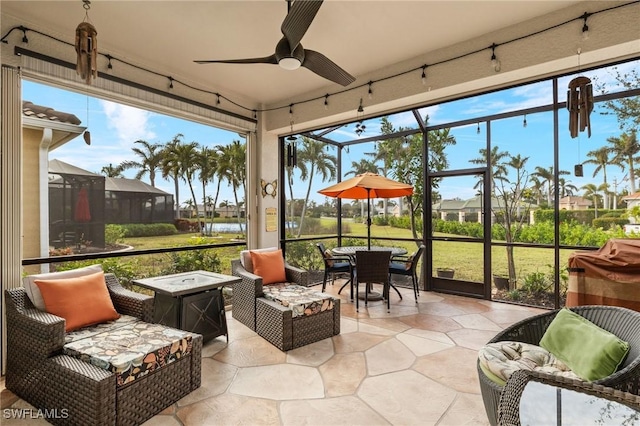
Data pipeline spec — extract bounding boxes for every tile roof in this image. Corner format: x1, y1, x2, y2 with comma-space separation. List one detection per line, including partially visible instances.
22, 101, 81, 125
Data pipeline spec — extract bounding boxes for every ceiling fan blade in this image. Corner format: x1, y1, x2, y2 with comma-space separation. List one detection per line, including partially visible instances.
195, 55, 277, 65
281, 0, 323, 53
302, 49, 355, 86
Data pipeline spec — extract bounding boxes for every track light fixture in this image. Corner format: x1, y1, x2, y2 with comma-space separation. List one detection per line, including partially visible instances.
523, 114, 527, 128
324, 94, 329, 110
490, 43, 501, 72
168, 76, 174, 89
477, 122, 481, 134
581, 12, 591, 40
1, 3, 627, 120
253, 110, 257, 119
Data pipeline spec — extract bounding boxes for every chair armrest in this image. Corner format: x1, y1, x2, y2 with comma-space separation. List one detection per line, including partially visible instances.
329, 256, 353, 263
489, 309, 557, 346
104, 273, 154, 322
285, 263, 308, 286
5, 288, 66, 357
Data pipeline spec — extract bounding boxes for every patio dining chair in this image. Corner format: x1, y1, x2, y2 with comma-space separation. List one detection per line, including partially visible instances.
389, 245, 425, 303
355, 250, 392, 312
316, 242, 353, 296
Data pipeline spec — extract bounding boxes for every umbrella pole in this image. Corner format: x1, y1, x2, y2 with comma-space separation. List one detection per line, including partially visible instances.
367, 188, 371, 250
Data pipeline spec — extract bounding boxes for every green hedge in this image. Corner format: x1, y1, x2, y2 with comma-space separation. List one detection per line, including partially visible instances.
431, 218, 627, 247
119, 223, 177, 237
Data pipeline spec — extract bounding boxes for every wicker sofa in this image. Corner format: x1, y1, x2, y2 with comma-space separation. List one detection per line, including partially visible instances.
5, 273, 202, 426
478, 305, 640, 426
231, 258, 340, 351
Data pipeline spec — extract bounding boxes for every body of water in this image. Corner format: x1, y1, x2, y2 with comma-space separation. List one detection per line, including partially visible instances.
203, 222, 298, 233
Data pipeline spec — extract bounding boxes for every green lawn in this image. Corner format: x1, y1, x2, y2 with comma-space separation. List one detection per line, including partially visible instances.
323, 217, 576, 285
116, 219, 579, 287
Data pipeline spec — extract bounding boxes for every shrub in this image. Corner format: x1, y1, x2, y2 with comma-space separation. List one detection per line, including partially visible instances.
105, 224, 126, 245
121, 223, 178, 237
162, 249, 221, 274
285, 241, 321, 270
520, 271, 552, 294
592, 217, 628, 229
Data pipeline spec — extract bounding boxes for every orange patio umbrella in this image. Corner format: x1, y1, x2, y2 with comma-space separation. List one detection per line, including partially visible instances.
318, 172, 413, 249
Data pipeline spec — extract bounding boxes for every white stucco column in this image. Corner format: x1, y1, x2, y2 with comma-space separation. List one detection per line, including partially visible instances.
440, 211, 447, 221
458, 211, 465, 223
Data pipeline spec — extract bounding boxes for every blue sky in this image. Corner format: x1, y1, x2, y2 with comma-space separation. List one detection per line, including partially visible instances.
23, 59, 636, 209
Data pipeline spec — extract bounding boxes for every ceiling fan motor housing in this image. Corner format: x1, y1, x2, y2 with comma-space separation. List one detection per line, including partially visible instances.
276, 37, 304, 70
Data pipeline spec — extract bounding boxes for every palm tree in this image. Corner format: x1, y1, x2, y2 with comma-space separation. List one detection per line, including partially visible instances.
217, 141, 246, 233
100, 163, 125, 177
526, 176, 545, 205
197, 146, 219, 235
557, 177, 579, 197
470, 146, 509, 192
583, 146, 622, 209
531, 166, 570, 206
182, 199, 196, 218
160, 133, 185, 219
178, 141, 203, 231
296, 136, 337, 237
120, 139, 163, 186
581, 182, 608, 218
608, 131, 640, 194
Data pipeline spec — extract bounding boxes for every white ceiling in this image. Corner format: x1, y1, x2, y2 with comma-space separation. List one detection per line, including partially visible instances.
2, 1, 582, 107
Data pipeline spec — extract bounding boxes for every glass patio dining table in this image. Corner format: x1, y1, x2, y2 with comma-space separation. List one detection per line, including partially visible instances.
331, 246, 408, 301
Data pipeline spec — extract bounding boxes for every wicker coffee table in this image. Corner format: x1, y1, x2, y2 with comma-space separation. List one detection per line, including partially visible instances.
498, 370, 640, 425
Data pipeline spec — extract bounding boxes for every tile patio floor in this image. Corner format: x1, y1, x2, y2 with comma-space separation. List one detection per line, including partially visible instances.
1, 280, 546, 425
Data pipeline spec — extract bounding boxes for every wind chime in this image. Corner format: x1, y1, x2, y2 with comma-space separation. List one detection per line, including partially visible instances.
75, 0, 98, 85
567, 49, 593, 139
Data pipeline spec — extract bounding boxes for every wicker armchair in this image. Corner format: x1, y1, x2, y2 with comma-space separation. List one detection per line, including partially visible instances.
5, 273, 202, 426
231, 259, 340, 351
478, 305, 640, 426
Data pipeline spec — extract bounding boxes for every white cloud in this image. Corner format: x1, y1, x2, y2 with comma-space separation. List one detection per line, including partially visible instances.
101, 100, 156, 145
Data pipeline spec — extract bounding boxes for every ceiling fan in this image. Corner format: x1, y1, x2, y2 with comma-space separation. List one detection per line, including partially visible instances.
195, 0, 355, 86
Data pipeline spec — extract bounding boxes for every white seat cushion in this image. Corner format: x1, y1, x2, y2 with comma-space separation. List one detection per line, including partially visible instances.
478, 341, 581, 386
240, 247, 278, 273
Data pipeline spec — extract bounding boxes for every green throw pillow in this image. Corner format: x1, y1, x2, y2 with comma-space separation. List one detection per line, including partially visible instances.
539, 308, 630, 382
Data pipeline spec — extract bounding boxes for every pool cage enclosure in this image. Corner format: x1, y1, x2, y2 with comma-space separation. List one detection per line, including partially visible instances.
49, 160, 105, 249
279, 57, 640, 308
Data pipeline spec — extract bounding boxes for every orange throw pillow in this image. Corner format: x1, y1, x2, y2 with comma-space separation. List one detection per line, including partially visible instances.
34, 271, 120, 331
250, 249, 287, 285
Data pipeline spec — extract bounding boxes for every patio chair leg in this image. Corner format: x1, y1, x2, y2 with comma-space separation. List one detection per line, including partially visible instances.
389, 283, 403, 300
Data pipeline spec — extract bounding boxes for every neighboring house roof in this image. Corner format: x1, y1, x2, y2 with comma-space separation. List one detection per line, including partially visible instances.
559, 196, 592, 206
432, 199, 466, 211
49, 159, 102, 177
622, 192, 640, 202
49, 159, 170, 195
105, 177, 170, 195
23, 101, 81, 125
24, 102, 85, 151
